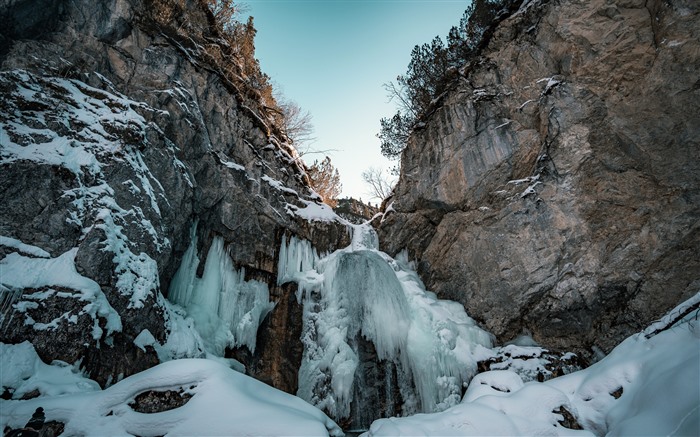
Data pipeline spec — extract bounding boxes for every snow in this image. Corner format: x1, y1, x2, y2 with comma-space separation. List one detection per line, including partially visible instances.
507, 174, 541, 198
0, 357, 343, 437
0, 70, 171, 310
0, 342, 100, 399
94, 207, 161, 309
122, 149, 164, 216
643, 291, 700, 337
279, 224, 494, 421
0, 247, 122, 340
508, 174, 540, 186
287, 198, 343, 222
0, 236, 50, 258
0, 72, 148, 177
2, 68, 696, 436
365, 292, 700, 436
167, 224, 275, 356
519, 181, 540, 198
518, 99, 535, 110
0, 126, 103, 176
544, 78, 562, 93
494, 120, 512, 129
512, 0, 538, 18
480, 343, 571, 382
536, 76, 562, 93
263, 174, 299, 195
133, 329, 159, 352
222, 160, 245, 172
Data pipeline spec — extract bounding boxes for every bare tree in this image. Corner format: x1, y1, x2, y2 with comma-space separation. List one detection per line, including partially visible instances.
383, 80, 418, 118
362, 166, 395, 202
278, 99, 316, 147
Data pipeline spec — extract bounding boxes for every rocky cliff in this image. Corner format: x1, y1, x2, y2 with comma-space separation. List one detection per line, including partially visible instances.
2, 0, 699, 431
334, 197, 380, 224
0, 0, 349, 390
379, 0, 700, 355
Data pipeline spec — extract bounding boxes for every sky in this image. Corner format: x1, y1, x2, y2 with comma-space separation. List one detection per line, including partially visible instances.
246, 0, 472, 202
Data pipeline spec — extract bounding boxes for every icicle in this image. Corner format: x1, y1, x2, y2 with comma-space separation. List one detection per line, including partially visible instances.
0, 285, 23, 327
277, 234, 323, 303
167, 224, 275, 356
168, 220, 200, 308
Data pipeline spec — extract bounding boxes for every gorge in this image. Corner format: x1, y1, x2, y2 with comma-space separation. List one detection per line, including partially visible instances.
1, 0, 698, 435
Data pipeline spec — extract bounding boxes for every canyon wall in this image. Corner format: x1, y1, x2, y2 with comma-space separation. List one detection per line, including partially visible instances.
379, 0, 700, 355
0, 0, 349, 389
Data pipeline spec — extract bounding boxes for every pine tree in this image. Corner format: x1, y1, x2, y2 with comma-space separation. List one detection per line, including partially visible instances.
378, 112, 412, 161
377, 0, 511, 162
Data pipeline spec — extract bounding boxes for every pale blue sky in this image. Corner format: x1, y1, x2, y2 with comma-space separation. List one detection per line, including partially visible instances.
248, 0, 472, 201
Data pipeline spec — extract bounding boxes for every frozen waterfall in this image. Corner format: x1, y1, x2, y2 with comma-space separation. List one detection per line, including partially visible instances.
278, 224, 494, 427
168, 223, 275, 356
165, 220, 494, 429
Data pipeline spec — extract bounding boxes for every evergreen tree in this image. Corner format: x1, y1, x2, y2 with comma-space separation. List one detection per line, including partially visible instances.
378, 112, 412, 161
397, 36, 450, 116
377, 0, 511, 162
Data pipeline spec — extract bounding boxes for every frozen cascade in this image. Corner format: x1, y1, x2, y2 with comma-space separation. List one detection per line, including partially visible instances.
278, 224, 494, 428
167, 223, 275, 356
277, 234, 323, 303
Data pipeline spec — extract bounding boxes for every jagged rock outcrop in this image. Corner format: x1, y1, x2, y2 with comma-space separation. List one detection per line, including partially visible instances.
379, 0, 700, 355
0, 0, 349, 388
334, 197, 380, 224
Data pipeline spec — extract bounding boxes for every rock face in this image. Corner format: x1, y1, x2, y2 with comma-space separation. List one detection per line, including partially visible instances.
334, 197, 380, 224
0, 0, 349, 388
379, 0, 700, 355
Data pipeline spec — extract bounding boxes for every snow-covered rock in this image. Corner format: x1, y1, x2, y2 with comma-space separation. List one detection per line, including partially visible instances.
0, 0, 349, 390
0, 346, 343, 437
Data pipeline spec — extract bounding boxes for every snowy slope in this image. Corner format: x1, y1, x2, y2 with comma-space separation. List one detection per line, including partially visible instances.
365, 293, 700, 436
0, 342, 342, 436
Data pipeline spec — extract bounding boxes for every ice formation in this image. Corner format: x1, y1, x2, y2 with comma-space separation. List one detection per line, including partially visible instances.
278, 224, 494, 422
366, 292, 700, 436
167, 224, 275, 356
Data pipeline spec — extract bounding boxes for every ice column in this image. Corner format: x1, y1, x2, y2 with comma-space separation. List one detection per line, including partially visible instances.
168, 224, 275, 356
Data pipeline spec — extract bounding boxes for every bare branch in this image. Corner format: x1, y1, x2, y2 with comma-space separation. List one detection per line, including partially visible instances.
361, 167, 396, 202
383, 81, 418, 118
295, 146, 341, 157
